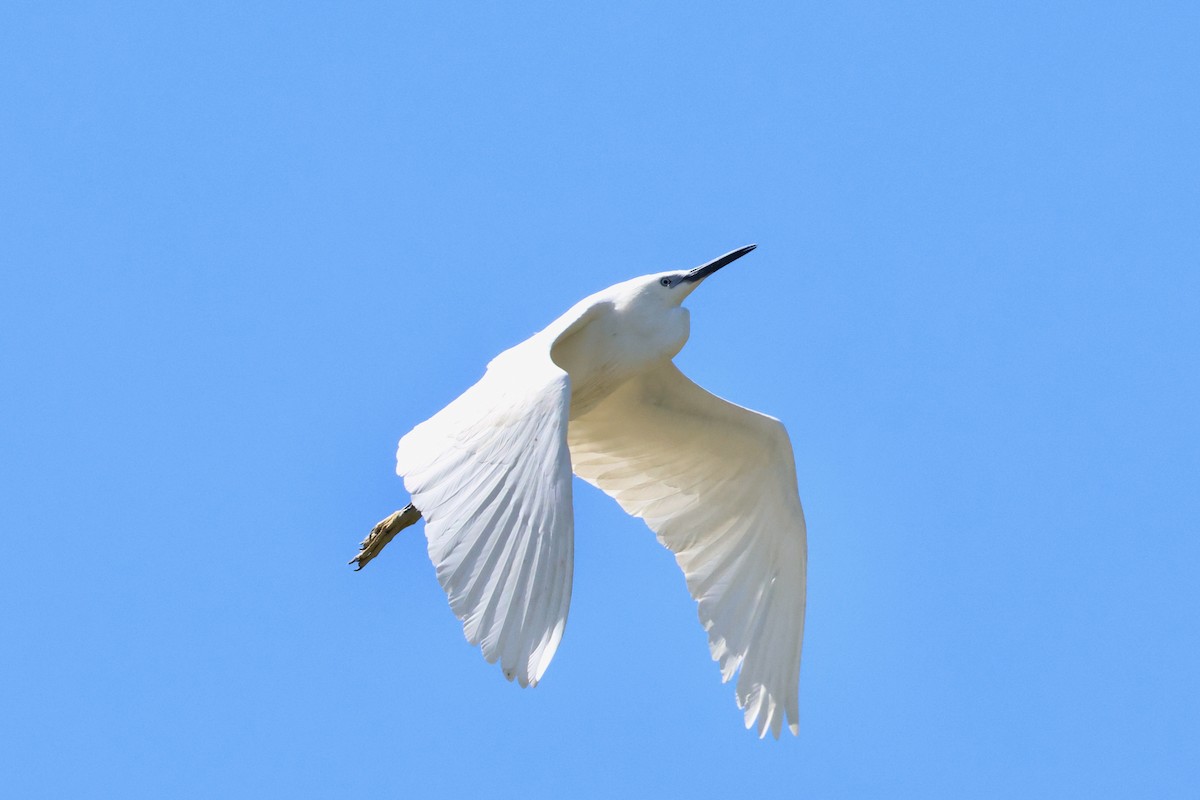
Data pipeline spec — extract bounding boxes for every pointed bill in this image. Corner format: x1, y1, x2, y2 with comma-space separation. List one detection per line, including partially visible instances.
682, 244, 757, 284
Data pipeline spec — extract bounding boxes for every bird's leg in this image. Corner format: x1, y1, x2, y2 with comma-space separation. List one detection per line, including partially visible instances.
349, 503, 422, 571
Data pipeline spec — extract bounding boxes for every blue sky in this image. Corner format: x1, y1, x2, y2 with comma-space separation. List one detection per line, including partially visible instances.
2, 2, 1197, 797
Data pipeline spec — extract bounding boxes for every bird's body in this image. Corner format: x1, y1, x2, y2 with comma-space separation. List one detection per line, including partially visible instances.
550, 277, 691, 416
353, 245, 807, 738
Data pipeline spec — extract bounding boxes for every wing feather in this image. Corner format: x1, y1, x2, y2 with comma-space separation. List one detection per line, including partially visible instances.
569, 362, 807, 737
396, 344, 575, 687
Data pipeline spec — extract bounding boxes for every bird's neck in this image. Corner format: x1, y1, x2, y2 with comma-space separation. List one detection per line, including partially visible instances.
549, 299, 690, 417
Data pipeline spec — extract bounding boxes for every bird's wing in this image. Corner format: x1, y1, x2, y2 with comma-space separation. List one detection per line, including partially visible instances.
568, 362, 807, 738
395, 342, 576, 688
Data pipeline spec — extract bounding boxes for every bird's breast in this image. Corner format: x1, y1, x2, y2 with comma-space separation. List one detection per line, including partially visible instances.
552, 304, 689, 418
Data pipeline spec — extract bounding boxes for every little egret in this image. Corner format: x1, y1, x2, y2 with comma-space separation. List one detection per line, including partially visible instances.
351, 244, 807, 738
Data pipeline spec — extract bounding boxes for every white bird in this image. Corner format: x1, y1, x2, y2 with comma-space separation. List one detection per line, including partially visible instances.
352, 244, 807, 738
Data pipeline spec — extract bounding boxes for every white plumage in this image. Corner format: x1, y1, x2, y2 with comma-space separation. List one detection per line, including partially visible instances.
363, 244, 807, 738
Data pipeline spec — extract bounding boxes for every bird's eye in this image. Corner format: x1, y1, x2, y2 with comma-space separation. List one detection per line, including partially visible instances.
660, 277, 672, 287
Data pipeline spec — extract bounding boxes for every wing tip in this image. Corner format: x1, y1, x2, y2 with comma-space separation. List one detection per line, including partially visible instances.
737, 683, 800, 740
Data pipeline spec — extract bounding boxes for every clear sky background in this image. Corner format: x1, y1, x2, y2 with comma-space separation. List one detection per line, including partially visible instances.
2, 2, 1197, 797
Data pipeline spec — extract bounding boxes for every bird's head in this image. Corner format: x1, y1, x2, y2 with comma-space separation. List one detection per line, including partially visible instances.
640, 244, 758, 307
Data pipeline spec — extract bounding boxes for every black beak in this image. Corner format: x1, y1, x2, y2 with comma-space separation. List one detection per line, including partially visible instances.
682, 244, 757, 283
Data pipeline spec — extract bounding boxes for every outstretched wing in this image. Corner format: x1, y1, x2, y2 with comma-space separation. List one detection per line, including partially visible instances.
396, 344, 574, 687
568, 362, 807, 738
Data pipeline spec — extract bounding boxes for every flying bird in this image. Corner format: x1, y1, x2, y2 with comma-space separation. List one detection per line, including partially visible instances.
351, 244, 807, 738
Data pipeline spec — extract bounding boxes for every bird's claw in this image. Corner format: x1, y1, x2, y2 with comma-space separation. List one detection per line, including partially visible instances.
349, 504, 421, 570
